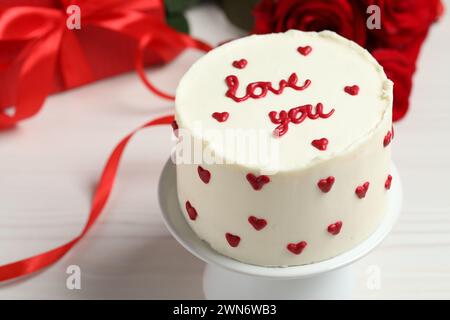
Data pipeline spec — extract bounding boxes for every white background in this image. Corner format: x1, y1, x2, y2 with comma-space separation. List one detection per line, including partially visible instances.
0, 2, 449, 299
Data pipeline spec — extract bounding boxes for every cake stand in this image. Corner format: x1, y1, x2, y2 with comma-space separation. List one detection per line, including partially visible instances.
158, 160, 402, 299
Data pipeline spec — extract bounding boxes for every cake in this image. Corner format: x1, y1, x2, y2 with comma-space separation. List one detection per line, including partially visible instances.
173, 30, 393, 266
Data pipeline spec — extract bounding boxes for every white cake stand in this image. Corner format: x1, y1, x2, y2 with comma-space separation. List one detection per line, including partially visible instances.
158, 160, 402, 299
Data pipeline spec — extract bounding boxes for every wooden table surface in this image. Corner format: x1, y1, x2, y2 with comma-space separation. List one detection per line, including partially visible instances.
1, 3, 449, 299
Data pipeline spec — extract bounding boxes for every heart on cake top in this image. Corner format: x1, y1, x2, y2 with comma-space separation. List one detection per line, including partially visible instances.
344, 85, 360, 95
311, 138, 328, 151
232, 59, 247, 69
212, 112, 229, 122
297, 45, 312, 56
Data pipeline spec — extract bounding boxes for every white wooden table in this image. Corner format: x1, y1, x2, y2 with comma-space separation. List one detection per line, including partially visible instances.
1, 3, 449, 299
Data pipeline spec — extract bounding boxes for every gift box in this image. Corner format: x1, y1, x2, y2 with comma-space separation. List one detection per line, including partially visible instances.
0, 0, 199, 129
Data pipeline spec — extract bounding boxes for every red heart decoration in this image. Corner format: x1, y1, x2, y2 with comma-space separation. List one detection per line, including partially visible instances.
287, 241, 307, 255
318, 176, 335, 193
197, 166, 211, 184
225, 233, 241, 247
311, 138, 328, 151
232, 59, 247, 69
327, 221, 343, 235
385, 174, 392, 190
246, 173, 270, 191
355, 182, 370, 199
248, 216, 267, 231
185, 201, 198, 221
212, 112, 229, 122
297, 45, 312, 56
344, 85, 359, 96
383, 130, 392, 147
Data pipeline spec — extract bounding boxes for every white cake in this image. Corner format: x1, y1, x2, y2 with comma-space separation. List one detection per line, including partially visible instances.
174, 30, 393, 266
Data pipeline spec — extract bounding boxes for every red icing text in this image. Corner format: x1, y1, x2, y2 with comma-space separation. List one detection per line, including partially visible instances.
268, 103, 335, 137
225, 73, 311, 103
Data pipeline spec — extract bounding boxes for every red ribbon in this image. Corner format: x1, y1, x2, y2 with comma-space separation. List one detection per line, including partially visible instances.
135, 33, 212, 101
0, 1, 212, 281
0, 115, 174, 282
0, 0, 212, 127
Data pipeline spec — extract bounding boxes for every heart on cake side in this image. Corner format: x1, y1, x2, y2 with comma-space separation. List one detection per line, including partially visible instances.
248, 216, 267, 231
197, 166, 211, 184
185, 201, 198, 221
355, 182, 370, 199
383, 130, 392, 147
317, 176, 335, 193
385, 174, 392, 190
225, 233, 241, 247
246, 173, 270, 190
286, 241, 307, 255
327, 221, 343, 235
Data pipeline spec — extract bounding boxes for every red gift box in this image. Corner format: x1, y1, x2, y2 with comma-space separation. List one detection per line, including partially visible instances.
0, 0, 207, 129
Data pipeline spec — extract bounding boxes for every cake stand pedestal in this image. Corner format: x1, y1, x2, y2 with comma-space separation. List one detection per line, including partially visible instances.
203, 262, 355, 299
158, 160, 402, 300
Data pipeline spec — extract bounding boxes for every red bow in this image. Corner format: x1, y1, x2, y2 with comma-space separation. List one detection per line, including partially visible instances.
0, 0, 211, 129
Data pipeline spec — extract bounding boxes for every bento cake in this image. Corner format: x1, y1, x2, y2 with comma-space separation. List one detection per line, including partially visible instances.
174, 30, 393, 266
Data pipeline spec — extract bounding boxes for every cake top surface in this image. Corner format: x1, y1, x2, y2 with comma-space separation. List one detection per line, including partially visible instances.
175, 30, 392, 172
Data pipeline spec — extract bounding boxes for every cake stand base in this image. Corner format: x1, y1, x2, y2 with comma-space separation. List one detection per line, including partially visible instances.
203, 263, 354, 300
158, 160, 402, 300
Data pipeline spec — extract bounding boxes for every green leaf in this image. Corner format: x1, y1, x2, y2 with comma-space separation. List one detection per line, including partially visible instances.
219, 0, 260, 31
165, 0, 201, 14
166, 12, 190, 33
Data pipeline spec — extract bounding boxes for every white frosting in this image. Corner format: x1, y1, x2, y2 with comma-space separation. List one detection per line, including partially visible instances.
176, 30, 392, 171
175, 30, 393, 266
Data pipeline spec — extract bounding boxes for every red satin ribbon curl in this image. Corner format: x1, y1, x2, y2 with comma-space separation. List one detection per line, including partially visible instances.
135, 33, 212, 101
0, 115, 174, 282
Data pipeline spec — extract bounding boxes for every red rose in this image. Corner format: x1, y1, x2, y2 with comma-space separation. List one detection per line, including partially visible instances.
372, 48, 415, 121
364, 0, 444, 50
252, 0, 367, 46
